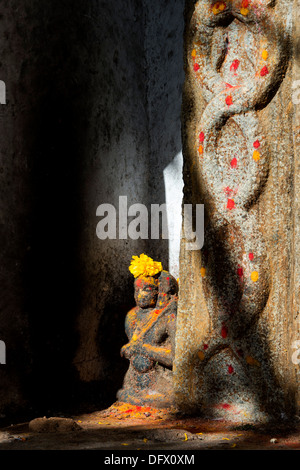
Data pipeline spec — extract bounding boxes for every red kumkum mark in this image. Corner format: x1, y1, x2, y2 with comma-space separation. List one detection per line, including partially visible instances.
221, 403, 231, 410
199, 132, 205, 143
203, 344, 208, 350
249, 252, 254, 261
260, 66, 269, 77
241, 0, 249, 7
230, 59, 240, 72
227, 198, 235, 210
230, 157, 237, 168
228, 365, 234, 374
194, 63, 200, 72
253, 140, 260, 149
225, 95, 233, 106
224, 186, 233, 196
221, 325, 228, 338
237, 266, 243, 278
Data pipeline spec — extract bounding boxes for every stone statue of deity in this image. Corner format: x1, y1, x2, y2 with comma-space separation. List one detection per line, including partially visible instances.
117, 254, 178, 408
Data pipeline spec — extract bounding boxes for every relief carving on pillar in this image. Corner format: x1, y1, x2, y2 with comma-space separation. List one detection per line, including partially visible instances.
180, 0, 292, 418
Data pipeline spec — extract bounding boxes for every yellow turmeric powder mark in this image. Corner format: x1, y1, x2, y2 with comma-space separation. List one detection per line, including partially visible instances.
250, 271, 259, 282
144, 344, 170, 354
198, 351, 205, 361
191, 49, 197, 58
212, 2, 226, 15
246, 356, 260, 367
262, 50, 268, 61
253, 150, 260, 162
240, 7, 249, 15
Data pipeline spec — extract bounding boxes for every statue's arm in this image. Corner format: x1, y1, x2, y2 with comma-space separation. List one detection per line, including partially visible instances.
141, 343, 173, 368
120, 307, 138, 358
124, 307, 138, 340
141, 300, 177, 368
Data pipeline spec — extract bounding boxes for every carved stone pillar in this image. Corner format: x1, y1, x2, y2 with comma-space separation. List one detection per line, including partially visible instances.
175, 0, 299, 422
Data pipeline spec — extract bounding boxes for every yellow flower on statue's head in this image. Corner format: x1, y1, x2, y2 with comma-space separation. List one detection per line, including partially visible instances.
129, 253, 163, 278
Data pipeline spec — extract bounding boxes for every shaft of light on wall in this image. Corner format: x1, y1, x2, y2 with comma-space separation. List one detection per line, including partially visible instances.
163, 151, 184, 279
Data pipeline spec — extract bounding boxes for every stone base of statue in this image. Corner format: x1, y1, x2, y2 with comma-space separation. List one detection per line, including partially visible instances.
117, 363, 175, 409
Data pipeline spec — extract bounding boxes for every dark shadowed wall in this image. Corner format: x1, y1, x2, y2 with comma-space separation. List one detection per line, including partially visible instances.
0, 0, 184, 419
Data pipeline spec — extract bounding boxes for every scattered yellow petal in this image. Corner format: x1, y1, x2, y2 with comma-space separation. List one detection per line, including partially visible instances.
184, 433, 188, 441
240, 7, 249, 15
222, 438, 230, 440
253, 150, 260, 161
132, 334, 138, 341
77, 420, 82, 423
122, 443, 129, 446
196, 432, 203, 435
231, 443, 237, 448
262, 50, 268, 60
200, 267, 206, 278
251, 271, 259, 282
198, 351, 205, 361
191, 49, 196, 58
143, 438, 148, 443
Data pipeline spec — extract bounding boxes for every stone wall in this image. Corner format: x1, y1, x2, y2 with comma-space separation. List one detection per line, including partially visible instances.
0, 0, 185, 418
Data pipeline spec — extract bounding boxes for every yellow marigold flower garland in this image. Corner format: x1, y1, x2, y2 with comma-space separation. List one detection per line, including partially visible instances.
129, 254, 163, 278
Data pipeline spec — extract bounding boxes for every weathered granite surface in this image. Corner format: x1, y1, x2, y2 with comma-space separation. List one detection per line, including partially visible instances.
175, 0, 299, 422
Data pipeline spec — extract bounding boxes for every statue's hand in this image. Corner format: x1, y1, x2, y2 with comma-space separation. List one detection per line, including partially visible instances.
120, 343, 133, 359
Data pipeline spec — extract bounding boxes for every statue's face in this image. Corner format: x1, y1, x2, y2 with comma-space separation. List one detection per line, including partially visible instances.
134, 277, 158, 308
156, 273, 178, 307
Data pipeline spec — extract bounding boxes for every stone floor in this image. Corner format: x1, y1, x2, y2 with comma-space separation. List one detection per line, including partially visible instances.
0, 402, 299, 451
